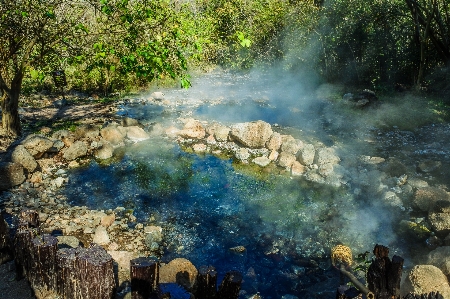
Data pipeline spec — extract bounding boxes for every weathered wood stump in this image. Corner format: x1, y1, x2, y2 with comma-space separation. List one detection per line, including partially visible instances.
196, 265, 217, 299
29, 234, 58, 298
130, 256, 159, 299
0, 211, 13, 264
57, 247, 80, 299
14, 210, 41, 279
217, 271, 242, 299
76, 244, 116, 299
367, 244, 404, 299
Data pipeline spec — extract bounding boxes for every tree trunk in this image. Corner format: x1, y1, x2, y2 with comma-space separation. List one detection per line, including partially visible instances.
1, 72, 23, 136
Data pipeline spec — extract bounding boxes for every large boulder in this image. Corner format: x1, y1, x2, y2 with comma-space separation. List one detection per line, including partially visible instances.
266, 132, 282, 151
159, 258, 198, 291
230, 120, 273, 148
413, 187, 449, 212
315, 147, 340, 166
277, 152, 296, 168
426, 246, 450, 276
63, 140, 88, 161
179, 119, 206, 139
401, 265, 450, 298
0, 162, 26, 190
297, 143, 315, 165
207, 123, 230, 142
95, 142, 114, 160
11, 145, 38, 172
126, 126, 150, 142
429, 200, 450, 234
100, 124, 126, 145
281, 135, 302, 155
21, 134, 54, 158
74, 124, 100, 140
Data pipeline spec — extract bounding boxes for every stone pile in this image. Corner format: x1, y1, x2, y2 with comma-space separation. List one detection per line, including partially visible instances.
0, 121, 151, 191
169, 118, 344, 187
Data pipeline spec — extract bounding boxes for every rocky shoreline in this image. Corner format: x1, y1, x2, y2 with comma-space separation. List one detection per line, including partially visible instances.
1, 91, 450, 298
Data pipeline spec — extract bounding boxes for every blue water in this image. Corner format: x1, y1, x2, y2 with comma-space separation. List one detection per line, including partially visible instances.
62, 138, 347, 298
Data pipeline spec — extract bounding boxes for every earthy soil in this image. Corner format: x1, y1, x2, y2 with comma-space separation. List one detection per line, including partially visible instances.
0, 96, 118, 161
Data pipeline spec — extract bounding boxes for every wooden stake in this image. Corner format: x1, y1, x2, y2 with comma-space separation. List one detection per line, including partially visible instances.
217, 271, 242, 299
130, 256, 159, 299
29, 234, 58, 297
196, 265, 217, 299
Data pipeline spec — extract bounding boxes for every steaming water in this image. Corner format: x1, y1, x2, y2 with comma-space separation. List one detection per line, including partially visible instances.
60, 70, 442, 298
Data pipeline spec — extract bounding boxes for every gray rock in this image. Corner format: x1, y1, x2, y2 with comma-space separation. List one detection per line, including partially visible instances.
11, 145, 37, 172
126, 126, 150, 142
63, 140, 88, 161
178, 119, 206, 139
401, 265, 450, 298
150, 91, 165, 101
235, 148, 250, 161
121, 117, 140, 127
92, 225, 110, 245
51, 140, 65, 152
277, 152, 296, 168
315, 147, 340, 166
95, 142, 114, 160
0, 162, 26, 191
418, 160, 442, 173
266, 132, 282, 151
100, 124, 126, 145
426, 246, 450, 276
230, 120, 273, 148
57, 236, 81, 248
144, 226, 163, 249
21, 134, 54, 158
414, 187, 450, 212
214, 125, 230, 142
74, 124, 100, 140
281, 135, 302, 155
429, 200, 450, 233
253, 156, 271, 167
52, 130, 71, 140
297, 143, 315, 165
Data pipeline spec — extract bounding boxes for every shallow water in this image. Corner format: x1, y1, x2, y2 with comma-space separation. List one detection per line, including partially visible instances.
61, 70, 450, 298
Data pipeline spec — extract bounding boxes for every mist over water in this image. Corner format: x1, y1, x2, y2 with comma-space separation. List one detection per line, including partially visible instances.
61, 68, 447, 297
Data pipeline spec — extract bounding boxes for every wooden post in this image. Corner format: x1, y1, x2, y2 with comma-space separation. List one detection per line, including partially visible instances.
0, 211, 13, 264
196, 265, 217, 299
217, 271, 242, 299
130, 256, 159, 299
14, 210, 41, 279
29, 234, 58, 297
56, 247, 80, 299
367, 244, 404, 299
76, 244, 116, 299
